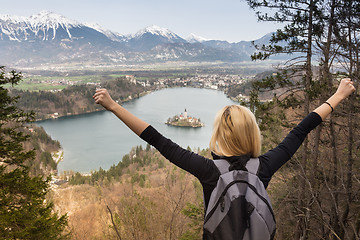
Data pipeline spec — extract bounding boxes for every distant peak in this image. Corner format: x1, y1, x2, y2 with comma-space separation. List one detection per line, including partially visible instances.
134, 25, 179, 39
28, 11, 81, 27
187, 33, 210, 43
31, 11, 63, 19
0, 13, 26, 22
144, 25, 169, 32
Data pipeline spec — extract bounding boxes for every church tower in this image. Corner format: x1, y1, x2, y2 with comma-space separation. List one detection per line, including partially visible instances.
184, 108, 188, 118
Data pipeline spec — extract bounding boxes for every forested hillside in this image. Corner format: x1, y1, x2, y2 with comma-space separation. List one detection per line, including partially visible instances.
10, 77, 147, 120
0, 67, 68, 239
23, 124, 62, 176
53, 146, 206, 240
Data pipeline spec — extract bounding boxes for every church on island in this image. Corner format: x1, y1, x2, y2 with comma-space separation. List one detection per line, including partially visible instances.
166, 109, 204, 128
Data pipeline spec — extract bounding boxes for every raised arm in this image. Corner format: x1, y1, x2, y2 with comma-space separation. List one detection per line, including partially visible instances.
259, 78, 356, 187
313, 78, 355, 120
93, 89, 149, 136
93, 89, 219, 187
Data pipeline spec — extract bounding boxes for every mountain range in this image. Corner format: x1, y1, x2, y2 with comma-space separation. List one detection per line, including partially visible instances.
0, 11, 276, 67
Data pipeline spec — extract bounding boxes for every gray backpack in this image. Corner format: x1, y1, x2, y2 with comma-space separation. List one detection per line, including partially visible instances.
203, 157, 276, 240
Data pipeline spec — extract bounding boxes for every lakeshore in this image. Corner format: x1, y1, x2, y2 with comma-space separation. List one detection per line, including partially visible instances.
37, 88, 238, 173
11, 68, 253, 121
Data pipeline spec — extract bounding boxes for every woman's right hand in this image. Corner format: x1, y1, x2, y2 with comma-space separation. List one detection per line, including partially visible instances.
93, 89, 117, 111
334, 78, 356, 101
313, 78, 356, 120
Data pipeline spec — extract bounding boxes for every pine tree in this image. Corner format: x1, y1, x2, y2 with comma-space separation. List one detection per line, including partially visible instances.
0, 66, 68, 239
244, 0, 360, 239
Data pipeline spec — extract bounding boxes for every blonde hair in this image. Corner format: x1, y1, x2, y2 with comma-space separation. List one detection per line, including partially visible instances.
209, 105, 261, 157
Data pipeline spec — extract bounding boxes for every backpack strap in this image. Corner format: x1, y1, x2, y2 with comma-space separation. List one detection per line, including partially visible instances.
245, 158, 260, 175
213, 157, 260, 175
213, 159, 231, 175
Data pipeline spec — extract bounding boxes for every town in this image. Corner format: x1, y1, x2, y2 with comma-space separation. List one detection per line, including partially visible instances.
23, 72, 253, 100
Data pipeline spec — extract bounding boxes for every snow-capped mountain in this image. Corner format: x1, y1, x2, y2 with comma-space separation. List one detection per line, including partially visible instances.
186, 33, 210, 43
84, 22, 127, 42
0, 11, 128, 66
133, 25, 182, 40
0, 11, 82, 41
126, 25, 186, 51
0, 11, 279, 67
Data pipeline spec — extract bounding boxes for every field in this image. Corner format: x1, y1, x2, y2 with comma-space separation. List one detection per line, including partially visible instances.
5, 61, 274, 91
5, 75, 103, 91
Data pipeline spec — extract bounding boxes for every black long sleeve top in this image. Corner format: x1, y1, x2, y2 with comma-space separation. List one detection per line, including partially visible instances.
140, 112, 322, 209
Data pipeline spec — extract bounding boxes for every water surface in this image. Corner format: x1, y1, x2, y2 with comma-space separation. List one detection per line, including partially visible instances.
37, 88, 238, 173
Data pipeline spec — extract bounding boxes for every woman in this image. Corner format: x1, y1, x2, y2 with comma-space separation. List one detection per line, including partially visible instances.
93, 78, 355, 238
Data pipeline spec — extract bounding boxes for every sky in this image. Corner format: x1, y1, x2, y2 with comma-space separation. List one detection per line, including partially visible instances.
2, 0, 284, 43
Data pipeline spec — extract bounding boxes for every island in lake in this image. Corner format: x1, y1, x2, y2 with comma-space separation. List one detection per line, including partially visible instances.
166, 109, 205, 128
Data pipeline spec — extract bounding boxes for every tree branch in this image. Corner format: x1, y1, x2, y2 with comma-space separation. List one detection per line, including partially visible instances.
107, 205, 122, 240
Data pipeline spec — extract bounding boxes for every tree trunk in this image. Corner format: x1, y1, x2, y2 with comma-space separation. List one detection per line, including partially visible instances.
296, 1, 314, 239
341, 3, 355, 238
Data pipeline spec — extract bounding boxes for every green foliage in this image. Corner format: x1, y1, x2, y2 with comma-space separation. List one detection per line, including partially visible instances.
27, 125, 60, 174
69, 146, 156, 186
157, 158, 165, 169
180, 180, 204, 240
0, 169, 68, 239
30, 125, 60, 148
246, 0, 324, 60
179, 202, 204, 240
131, 172, 146, 187
0, 66, 68, 239
69, 172, 87, 185
40, 152, 57, 170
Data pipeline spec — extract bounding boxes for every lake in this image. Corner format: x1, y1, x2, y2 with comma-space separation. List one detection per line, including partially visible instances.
37, 88, 238, 173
